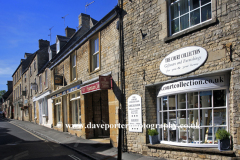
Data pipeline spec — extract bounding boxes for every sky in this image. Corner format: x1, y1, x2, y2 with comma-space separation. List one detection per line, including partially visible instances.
0, 0, 118, 91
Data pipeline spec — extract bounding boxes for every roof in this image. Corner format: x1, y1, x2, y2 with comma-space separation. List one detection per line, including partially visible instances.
49, 6, 119, 70
57, 35, 70, 42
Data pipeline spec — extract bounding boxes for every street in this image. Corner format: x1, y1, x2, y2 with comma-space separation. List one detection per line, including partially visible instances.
0, 117, 91, 160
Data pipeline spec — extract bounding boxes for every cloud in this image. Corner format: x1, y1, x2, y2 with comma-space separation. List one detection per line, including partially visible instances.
0, 60, 17, 76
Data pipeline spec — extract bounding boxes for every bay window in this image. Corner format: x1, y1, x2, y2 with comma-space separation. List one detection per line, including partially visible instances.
158, 89, 227, 147
169, 0, 212, 35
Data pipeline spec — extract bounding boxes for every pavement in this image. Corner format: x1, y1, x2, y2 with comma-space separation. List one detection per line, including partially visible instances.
7, 118, 163, 160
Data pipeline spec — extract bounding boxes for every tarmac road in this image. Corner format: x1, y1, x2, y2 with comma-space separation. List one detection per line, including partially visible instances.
0, 117, 92, 160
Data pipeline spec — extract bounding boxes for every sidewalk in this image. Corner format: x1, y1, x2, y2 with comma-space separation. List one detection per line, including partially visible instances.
9, 119, 164, 160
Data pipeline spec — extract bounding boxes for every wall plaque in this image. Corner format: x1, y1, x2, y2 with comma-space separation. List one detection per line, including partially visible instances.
128, 94, 142, 132
160, 46, 208, 76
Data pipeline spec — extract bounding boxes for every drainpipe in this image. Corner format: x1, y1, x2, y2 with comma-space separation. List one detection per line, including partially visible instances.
117, 0, 125, 159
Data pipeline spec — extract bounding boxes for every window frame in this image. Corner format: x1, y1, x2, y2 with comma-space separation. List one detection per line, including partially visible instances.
57, 40, 60, 53
39, 75, 42, 92
168, 0, 213, 36
70, 92, 81, 125
157, 87, 228, 147
71, 52, 77, 81
55, 98, 62, 124
89, 33, 100, 73
45, 70, 48, 88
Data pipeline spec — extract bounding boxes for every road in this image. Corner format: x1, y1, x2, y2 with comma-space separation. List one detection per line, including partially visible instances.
0, 116, 91, 160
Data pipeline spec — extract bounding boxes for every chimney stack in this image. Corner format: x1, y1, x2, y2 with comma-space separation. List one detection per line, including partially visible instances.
7, 81, 13, 91
65, 27, 76, 38
78, 13, 91, 30
39, 39, 50, 49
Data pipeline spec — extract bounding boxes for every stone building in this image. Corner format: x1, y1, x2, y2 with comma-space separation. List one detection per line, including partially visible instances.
48, 8, 120, 147
120, 0, 240, 159
2, 81, 13, 118
26, 39, 50, 124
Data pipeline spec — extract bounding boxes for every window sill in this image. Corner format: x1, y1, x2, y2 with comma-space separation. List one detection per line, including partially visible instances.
164, 17, 217, 43
89, 67, 100, 75
147, 143, 235, 157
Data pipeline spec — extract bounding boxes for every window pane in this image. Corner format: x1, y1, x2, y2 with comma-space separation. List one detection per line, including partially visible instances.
180, 14, 189, 30
190, 9, 200, 26
75, 100, 78, 124
214, 127, 227, 143
190, 0, 199, 10
163, 96, 168, 110
200, 127, 211, 143
178, 93, 186, 109
200, 109, 212, 126
72, 67, 76, 79
180, 0, 188, 15
78, 100, 81, 124
201, 0, 211, 6
201, 4, 211, 22
163, 112, 168, 140
94, 38, 99, 53
169, 111, 176, 141
200, 91, 212, 108
171, 18, 179, 34
214, 108, 226, 125
169, 95, 176, 110
93, 54, 99, 70
213, 90, 226, 107
171, 2, 179, 19
188, 92, 198, 108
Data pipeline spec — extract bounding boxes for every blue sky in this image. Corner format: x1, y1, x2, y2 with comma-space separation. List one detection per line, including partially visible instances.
0, 0, 118, 91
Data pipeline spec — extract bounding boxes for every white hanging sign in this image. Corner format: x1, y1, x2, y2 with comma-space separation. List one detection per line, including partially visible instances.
160, 46, 208, 76
128, 94, 142, 132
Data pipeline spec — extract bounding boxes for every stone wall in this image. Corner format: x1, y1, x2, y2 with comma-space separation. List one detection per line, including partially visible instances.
122, 0, 240, 158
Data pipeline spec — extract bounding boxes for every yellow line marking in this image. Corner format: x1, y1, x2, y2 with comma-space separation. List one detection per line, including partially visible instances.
10, 123, 46, 141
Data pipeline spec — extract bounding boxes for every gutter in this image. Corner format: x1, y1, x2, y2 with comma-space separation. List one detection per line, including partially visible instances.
49, 10, 118, 70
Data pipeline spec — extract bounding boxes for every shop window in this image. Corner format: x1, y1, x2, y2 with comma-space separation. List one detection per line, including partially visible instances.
168, 0, 212, 35
55, 98, 62, 124
90, 34, 100, 72
158, 89, 227, 147
71, 53, 76, 81
70, 92, 81, 126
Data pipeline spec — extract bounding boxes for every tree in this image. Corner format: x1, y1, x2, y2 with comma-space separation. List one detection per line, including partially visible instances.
0, 90, 6, 99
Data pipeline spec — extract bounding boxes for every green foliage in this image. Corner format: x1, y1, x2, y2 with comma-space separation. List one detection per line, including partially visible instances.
148, 129, 159, 136
215, 129, 231, 140
0, 90, 6, 98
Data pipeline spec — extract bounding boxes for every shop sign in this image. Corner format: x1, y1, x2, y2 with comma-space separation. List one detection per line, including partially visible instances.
31, 83, 38, 90
158, 76, 225, 97
54, 75, 63, 85
160, 46, 208, 76
128, 94, 142, 132
99, 75, 111, 89
51, 85, 81, 99
81, 82, 100, 95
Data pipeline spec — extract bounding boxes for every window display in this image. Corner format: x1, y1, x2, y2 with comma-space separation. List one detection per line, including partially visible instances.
158, 89, 227, 146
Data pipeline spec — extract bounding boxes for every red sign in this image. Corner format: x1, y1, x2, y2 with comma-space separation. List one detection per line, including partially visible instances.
81, 81, 100, 94
99, 75, 111, 89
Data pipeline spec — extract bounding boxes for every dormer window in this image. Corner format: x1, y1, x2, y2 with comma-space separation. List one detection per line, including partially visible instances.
56, 40, 60, 53
48, 47, 52, 61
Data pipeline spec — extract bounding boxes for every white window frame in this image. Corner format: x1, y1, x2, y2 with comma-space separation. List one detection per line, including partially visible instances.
91, 35, 99, 71
168, 0, 212, 36
57, 40, 60, 53
55, 98, 62, 125
48, 47, 52, 61
157, 87, 228, 148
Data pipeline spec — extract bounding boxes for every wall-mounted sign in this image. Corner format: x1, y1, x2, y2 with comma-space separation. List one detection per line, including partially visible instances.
81, 81, 100, 95
54, 75, 63, 85
51, 85, 81, 99
24, 99, 28, 105
128, 94, 142, 132
158, 76, 225, 97
160, 46, 208, 76
99, 75, 111, 89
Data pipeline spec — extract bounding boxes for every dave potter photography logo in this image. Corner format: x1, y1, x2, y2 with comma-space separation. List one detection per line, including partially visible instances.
65, 123, 200, 130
